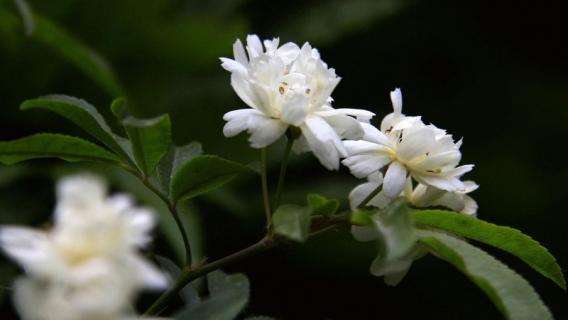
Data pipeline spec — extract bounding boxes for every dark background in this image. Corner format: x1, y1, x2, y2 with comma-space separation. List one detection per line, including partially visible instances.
0, 0, 566, 319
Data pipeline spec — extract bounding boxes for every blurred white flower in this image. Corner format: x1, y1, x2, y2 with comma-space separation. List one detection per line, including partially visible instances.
0, 174, 168, 320
221, 34, 374, 169
342, 88, 473, 198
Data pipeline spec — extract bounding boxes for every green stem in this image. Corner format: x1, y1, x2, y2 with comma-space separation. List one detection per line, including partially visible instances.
135, 172, 192, 266
274, 137, 294, 208
260, 148, 272, 229
143, 236, 275, 316
143, 214, 351, 316
357, 184, 383, 209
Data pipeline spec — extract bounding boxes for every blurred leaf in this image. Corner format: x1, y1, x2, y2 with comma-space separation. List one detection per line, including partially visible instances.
273, 204, 311, 242
307, 193, 339, 216
20, 95, 134, 164
155, 255, 200, 305
176, 270, 249, 320
0, 133, 119, 164
350, 208, 374, 226
371, 200, 416, 261
31, 13, 123, 96
122, 114, 171, 175
245, 317, 276, 320
419, 230, 553, 320
414, 209, 566, 290
171, 155, 252, 203
280, 0, 412, 45
13, 0, 33, 35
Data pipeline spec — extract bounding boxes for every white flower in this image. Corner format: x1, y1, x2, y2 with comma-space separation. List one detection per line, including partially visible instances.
342, 88, 473, 198
221, 34, 374, 170
0, 174, 168, 320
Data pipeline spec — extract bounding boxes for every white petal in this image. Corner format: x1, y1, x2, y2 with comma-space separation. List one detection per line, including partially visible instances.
230, 73, 260, 109
342, 154, 391, 178
446, 164, 474, 177
361, 123, 391, 145
223, 109, 287, 147
383, 162, 408, 198
370, 256, 412, 277
248, 116, 288, 148
461, 195, 478, 215
390, 88, 403, 114
414, 174, 465, 192
335, 108, 375, 122
343, 140, 390, 156
0, 227, 53, 272
233, 38, 248, 65
222, 109, 262, 137
301, 116, 346, 170
219, 58, 247, 74
292, 134, 310, 153
349, 181, 379, 210
413, 150, 461, 171
320, 113, 364, 140
397, 127, 437, 161
246, 34, 263, 58
276, 42, 300, 64
281, 93, 309, 126
463, 181, 479, 193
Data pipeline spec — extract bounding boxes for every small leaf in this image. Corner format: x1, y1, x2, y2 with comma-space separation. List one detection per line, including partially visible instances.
122, 114, 171, 175
32, 14, 123, 96
20, 95, 133, 163
171, 155, 252, 203
273, 204, 311, 242
156, 142, 203, 194
414, 210, 566, 290
350, 208, 374, 226
0, 133, 119, 164
307, 193, 339, 216
372, 200, 417, 261
176, 270, 249, 320
419, 230, 553, 320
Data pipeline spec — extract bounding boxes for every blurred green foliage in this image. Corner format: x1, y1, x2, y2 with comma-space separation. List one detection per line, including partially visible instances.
1, 0, 566, 318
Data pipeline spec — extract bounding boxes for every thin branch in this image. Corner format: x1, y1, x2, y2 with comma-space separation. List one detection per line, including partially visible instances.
260, 148, 272, 229
357, 184, 383, 209
274, 137, 294, 208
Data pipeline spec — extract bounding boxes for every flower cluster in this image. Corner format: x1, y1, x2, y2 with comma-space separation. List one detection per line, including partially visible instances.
221, 36, 478, 283
0, 174, 168, 320
221, 35, 477, 214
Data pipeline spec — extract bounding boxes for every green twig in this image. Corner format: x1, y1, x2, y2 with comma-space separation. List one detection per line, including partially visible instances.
260, 148, 272, 229
143, 235, 275, 316
274, 137, 294, 209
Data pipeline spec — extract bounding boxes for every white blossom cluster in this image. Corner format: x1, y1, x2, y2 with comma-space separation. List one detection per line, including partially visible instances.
221, 35, 478, 215
0, 174, 168, 320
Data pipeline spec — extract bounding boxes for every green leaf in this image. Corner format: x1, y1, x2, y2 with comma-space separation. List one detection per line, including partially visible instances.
350, 208, 374, 226
419, 230, 553, 320
0, 133, 119, 164
31, 14, 123, 96
20, 95, 133, 164
307, 193, 339, 216
176, 271, 249, 320
414, 210, 566, 290
122, 114, 171, 175
273, 204, 311, 242
13, 0, 33, 36
157, 142, 203, 193
371, 200, 417, 261
155, 255, 200, 305
171, 155, 252, 203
